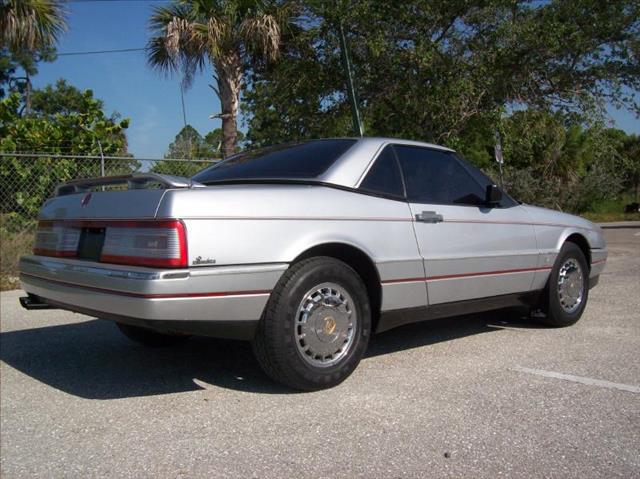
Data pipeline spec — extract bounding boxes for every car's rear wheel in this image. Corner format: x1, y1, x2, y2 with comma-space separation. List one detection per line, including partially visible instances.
252, 257, 371, 391
115, 322, 190, 347
537, 242, 589, 327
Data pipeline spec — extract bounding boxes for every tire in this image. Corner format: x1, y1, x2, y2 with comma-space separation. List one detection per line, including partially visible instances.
537, 242, 590, 327
116, 322, 190, 347
252, 257, 372, 391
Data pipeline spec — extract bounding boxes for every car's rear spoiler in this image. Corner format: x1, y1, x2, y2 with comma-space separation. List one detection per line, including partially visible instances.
55, 173, 205, 196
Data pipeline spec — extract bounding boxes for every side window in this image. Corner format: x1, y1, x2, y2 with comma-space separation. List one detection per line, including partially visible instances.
359, 146, 404, 198
455, 155, 517, 207
394, 145, 486, 205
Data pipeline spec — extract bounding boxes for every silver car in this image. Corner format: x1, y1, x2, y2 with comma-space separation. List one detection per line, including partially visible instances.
19, 138, 607, 390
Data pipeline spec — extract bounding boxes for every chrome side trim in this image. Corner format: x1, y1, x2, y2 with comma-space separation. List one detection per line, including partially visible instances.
189, 263, 289, 277
20, 256, 289, 281
20, 256, 165, 280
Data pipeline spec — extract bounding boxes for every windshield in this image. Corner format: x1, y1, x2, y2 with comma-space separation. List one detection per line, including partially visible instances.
192, 139, 357, 184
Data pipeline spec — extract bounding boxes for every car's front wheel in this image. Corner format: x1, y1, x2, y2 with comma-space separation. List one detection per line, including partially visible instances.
537, 242, 590, 327
252, 257, 371, 391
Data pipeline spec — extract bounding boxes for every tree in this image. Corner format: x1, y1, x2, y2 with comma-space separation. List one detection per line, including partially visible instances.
603, 129, 640, 202
1, 80, 131, 221
166, 124, 205, 159
152, 124, 227, 177
0, 0, 66, 105
0, 0, 66, 51
244, 1, 640, 148
0, 45, 55, 99
203, 127, 245, 152
147, 0, 287, 158
621, 135, 640, 202
459, 110, 625, 213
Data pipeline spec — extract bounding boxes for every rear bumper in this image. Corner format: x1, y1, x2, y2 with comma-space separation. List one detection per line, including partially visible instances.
19, 256, 286, 337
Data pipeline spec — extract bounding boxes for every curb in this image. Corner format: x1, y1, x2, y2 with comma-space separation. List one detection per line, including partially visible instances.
597, 221, 640, 229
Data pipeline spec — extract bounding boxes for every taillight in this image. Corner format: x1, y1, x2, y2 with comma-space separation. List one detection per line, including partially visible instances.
33, 219, 188, 268
33, 221, 80, 257
100, 220, 187, 268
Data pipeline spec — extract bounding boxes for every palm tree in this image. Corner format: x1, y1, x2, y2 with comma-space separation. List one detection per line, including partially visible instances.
148, 0, 285, 157
0, 0, 67, 51
1, 0, 66, 111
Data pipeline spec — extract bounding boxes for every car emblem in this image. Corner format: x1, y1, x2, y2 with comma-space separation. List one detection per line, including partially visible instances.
81, 193, 92, 207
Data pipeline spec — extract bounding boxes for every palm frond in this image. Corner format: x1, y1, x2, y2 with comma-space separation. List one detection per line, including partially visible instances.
165, 16, 196, 55
204, 16, 230, 60
0, 0, 67, 51
147, 2, 207, 88
146, 36, 180, 74
240, 13, 281, 62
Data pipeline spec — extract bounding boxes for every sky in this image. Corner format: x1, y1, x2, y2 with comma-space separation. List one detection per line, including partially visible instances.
33, 0, 222, 159
31, 0, 640, 159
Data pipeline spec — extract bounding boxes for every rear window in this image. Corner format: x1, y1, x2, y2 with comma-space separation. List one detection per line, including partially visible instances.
192, 139, 357, 183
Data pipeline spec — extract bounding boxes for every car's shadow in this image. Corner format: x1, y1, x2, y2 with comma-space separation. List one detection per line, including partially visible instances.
0, 308, 543, 398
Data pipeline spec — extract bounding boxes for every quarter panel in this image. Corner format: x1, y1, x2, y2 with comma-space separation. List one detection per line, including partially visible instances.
169, 185, 428, 311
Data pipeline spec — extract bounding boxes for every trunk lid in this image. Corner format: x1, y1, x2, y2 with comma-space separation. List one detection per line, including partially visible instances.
40, 189, 168, 220
39, 173, 202, 221
31, 174, 199, 268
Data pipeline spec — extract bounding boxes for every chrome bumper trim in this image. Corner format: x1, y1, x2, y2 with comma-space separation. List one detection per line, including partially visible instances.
19, 255, 286, 323
20, 256, 288, 281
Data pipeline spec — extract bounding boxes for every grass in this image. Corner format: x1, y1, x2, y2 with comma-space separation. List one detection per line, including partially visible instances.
1, 275, 20, 291
581, 195, 640, 223
1, 229, 33, 291
581, 211, 640, 223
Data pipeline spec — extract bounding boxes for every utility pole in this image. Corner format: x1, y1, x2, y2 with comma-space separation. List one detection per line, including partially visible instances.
338, 22, 364, 137
97, 139, 105, 177
180, 85, 192, 160
97, 139, 105, 191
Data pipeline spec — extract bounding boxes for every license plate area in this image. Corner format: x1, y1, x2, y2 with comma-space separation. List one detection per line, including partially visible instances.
77, 227, 106, 261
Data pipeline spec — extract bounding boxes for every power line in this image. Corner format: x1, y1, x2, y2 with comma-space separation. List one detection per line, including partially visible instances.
57, 47, 146, 56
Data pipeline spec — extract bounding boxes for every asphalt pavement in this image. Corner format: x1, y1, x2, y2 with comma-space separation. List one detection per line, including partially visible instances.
1, 228, 639, 478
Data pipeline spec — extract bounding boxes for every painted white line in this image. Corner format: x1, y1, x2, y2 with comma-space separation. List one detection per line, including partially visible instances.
634, 232, 640, 236
487, 324, 530, 332
513, 366, 640, 394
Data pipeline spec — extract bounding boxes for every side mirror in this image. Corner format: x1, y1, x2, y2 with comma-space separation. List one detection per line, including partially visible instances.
485, 184, 502, 206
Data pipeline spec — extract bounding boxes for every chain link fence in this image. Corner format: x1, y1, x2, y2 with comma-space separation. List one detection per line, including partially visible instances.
0, 152, 216, 289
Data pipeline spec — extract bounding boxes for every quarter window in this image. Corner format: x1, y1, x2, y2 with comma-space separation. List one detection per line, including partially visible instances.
359, 146, 404, 198
394, 145, 486, 205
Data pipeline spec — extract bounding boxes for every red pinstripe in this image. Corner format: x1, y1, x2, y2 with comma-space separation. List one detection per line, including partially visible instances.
38, 216, 596, 230
381, 266, 553, 285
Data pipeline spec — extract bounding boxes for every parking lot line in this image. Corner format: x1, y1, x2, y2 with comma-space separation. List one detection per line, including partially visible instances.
513, 366, 640, 394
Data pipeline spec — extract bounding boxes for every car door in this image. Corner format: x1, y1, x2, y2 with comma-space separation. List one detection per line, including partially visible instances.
393, 144, 539, 305
357, 145, 429, 312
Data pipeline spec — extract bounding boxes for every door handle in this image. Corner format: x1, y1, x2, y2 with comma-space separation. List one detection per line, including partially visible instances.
415, 211, 443, 223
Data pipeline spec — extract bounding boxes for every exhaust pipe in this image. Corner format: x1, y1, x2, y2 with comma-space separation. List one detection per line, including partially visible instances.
19, 295, 56, 310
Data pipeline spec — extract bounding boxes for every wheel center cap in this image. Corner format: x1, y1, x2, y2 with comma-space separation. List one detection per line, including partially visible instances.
311, 308, 345, 343
323, 316, 337, 335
